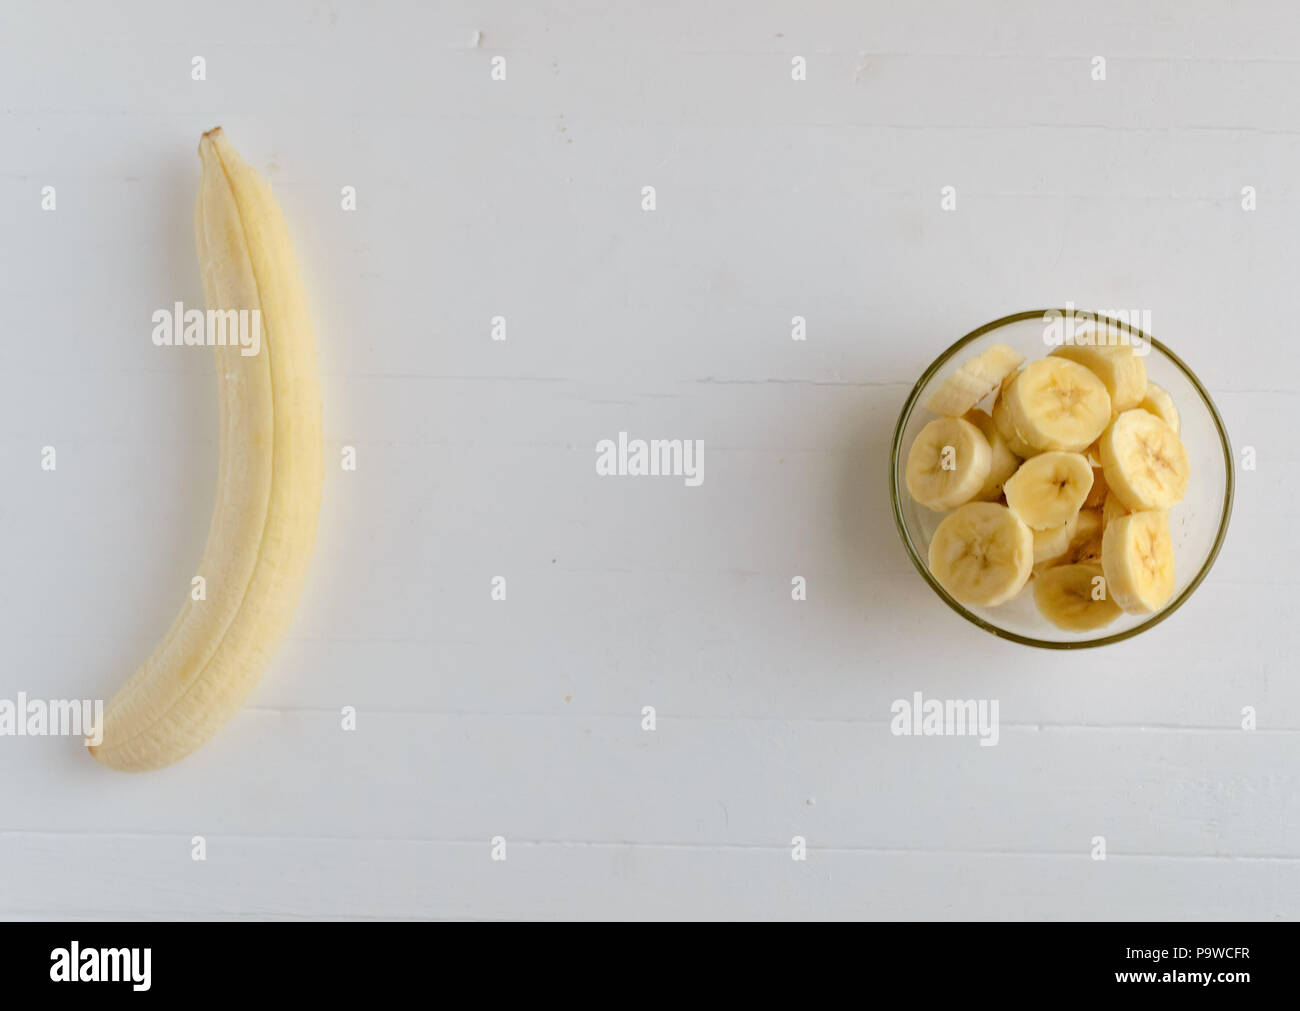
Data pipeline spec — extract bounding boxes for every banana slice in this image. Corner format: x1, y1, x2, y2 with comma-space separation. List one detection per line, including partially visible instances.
1083, 466, 1109, 509
963, 408, 1021, 501
1138, 381, 1180, 433
905, 417, 992, 511
928, 502, 1034, 607
1101, 510, 1175, 613
1050, 342, 1147, 412
992, 371, 1040, 458
1102, 491, 1129, 530
1033, 562, 1122, 631
1099, 408, 1190, 511
1064, 507, 1103, 563
1003, 451, 1093, 530
1032, 510, 1079, 565
1005, 357, 1112, 452
925, 344, 1025, 416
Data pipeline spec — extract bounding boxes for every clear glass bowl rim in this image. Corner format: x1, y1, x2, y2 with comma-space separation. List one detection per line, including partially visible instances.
888, 308, 1236, 649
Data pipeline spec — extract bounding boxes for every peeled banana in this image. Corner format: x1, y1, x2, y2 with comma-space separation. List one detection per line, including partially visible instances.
89, 129, 322, 771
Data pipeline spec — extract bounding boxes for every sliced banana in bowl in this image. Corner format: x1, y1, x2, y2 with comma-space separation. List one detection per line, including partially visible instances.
891, 308, 1234, 647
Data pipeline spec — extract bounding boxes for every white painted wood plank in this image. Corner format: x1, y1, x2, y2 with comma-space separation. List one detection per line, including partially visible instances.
3, 834, 1295, 920
2, 716, 1297, 864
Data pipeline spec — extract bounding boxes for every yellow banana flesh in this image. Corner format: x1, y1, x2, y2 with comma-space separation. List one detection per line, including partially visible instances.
90, 128, 322, 771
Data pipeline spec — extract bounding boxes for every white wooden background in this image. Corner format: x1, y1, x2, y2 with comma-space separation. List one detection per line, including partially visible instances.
2, 0, 1297, 920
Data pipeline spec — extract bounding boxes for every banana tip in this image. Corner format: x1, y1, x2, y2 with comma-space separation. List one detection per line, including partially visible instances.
198, 126, 225, 155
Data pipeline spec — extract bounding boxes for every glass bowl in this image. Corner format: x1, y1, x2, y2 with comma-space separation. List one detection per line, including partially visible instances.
889, 309, 1234, 648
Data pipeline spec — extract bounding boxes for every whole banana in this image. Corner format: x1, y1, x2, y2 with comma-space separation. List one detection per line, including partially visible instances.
90, 128, 322, 771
